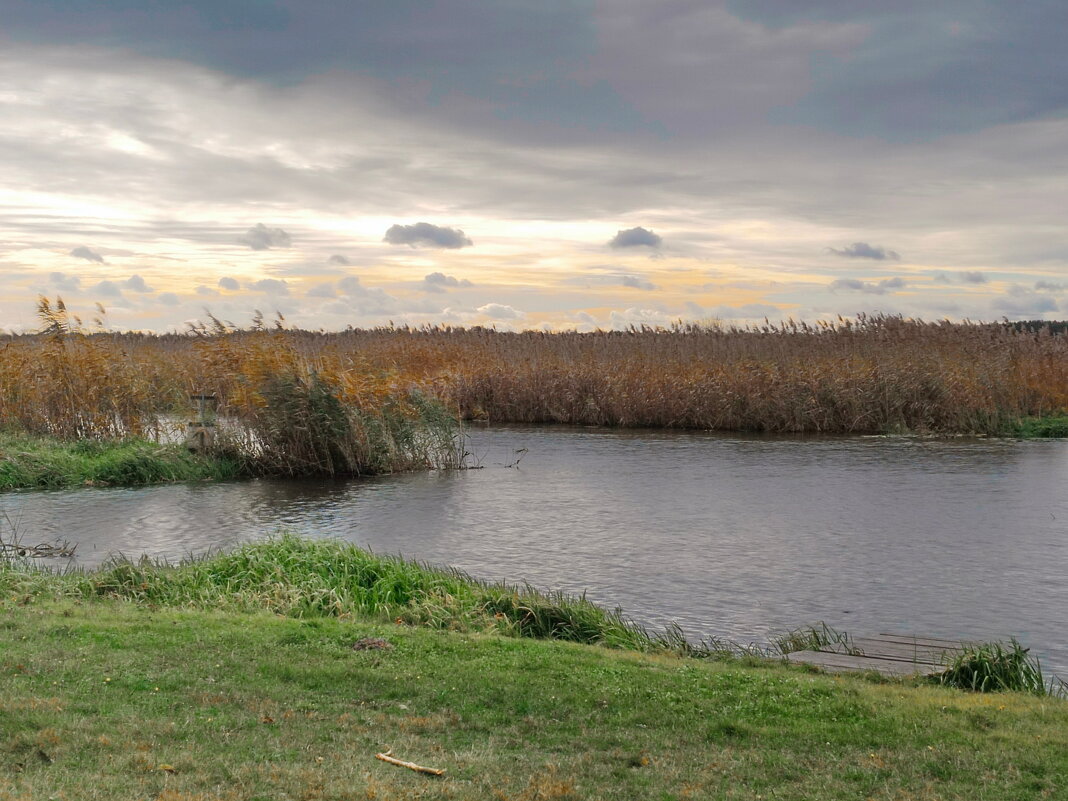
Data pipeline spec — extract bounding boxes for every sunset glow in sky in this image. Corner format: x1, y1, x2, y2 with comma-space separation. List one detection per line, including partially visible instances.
2, 1, 1067, 332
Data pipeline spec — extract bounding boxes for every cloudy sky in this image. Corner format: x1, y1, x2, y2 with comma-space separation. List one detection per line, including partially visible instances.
2, 1, 1067, 332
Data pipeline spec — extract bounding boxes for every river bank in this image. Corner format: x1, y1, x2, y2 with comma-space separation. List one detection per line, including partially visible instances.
3, 412, 1068, 492
2, 541, 1066, 800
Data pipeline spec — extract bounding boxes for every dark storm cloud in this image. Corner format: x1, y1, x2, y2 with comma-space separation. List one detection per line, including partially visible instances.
241, 224, 291, 250
384, 223, 472, 249
829, 242, 900, 261
7, 1, 1068, 146
0, 1, 641, 137
70, 246, 104, 263
731, 1, 1068, 140
608, 227, 662, 249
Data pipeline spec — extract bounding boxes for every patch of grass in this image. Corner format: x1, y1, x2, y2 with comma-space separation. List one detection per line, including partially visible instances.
10, 535, 652, 650
937, 639, 1065, 696
1007, 415, 1068, 438
0, 433, 241, 490
0, 599, 1066, 800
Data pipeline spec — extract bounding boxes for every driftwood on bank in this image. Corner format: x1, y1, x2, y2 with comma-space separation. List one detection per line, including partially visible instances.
0, 539, 77, 558
375, 750, 446, 776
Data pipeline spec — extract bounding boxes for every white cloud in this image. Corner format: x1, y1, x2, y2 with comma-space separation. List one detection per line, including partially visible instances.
477, 303, 522, 320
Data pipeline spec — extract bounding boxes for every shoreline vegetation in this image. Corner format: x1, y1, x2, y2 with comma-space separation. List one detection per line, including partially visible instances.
1, 304, 1067, 488
2, 537, 1066, 799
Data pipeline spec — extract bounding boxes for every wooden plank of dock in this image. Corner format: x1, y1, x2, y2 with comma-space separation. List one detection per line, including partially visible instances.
786, 632, 972, 677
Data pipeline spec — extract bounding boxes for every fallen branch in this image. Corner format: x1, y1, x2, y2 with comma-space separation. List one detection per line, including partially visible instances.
375, 749, 445, 776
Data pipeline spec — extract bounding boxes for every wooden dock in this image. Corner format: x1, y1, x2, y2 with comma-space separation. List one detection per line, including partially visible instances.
786, 633, 970, 677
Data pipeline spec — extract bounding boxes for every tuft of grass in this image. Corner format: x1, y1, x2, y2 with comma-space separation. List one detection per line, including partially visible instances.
0, 433, 241, 490
772, 623, 855, 656
78, 535, 653, 650
937, 639, 1066, 696
1008, 415, 1068, 438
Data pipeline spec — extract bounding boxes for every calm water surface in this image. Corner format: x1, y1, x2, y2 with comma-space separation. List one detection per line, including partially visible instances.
6, 426, 1067, 674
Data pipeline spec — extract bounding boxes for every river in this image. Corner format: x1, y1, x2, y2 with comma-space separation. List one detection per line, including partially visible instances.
5, 425, 1067, 675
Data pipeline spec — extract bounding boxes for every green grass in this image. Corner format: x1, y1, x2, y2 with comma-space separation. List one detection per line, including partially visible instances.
1006, 415, 1068, 438
2, 538, 1067, 798
1, 598, 1066, 800
3, 536, 654, 651
0, 433, 242, 490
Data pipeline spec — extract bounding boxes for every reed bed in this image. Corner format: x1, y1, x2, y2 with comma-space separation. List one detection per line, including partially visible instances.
0, 300, 465, 477
3, 308, 1067, 439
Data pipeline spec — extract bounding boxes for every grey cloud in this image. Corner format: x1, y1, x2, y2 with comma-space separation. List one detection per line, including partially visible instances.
1035, 280, 1067, 292
158, 292, 180, 306
241, 223, 292, 250
619, 274, 656, 290
338, 276, 362, 294
70, 246, 104, 263
609, 226, 662, 249
421, 272, 473, 292
250, 278, 289, 294
49, 271, 81, 291
830, 277, 907, 295
307, 283, 337, 298
728, 3, 1068, 141
384, 222, 473, 249
931, 271, 988, 285
218, 277, 240, 291
195, 285, 219, 296
705, 303, 784, 320
565, 273, 657, 290
993, 294, 1058, 317
328, 254, 351, 265
829, 242, 901, 261
93, 280, 123, 298
123, 274, 153, 292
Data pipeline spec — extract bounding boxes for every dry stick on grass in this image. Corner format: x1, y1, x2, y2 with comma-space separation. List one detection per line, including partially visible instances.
375, 749, 446, 777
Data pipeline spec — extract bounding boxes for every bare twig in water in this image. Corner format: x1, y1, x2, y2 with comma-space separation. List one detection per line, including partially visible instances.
502, 447, 528, 469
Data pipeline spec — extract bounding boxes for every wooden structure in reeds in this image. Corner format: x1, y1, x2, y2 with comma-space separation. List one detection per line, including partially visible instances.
787, 633, 969, 677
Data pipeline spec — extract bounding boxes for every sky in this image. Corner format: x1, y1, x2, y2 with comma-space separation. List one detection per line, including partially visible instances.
2, 0, 1067, 333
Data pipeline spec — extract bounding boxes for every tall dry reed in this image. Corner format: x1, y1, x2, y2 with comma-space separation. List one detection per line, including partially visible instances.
2, 305, 1066, 441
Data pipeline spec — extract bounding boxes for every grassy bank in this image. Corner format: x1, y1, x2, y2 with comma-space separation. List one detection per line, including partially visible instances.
2, 596, 1067, 798
0, 433, 241, 490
